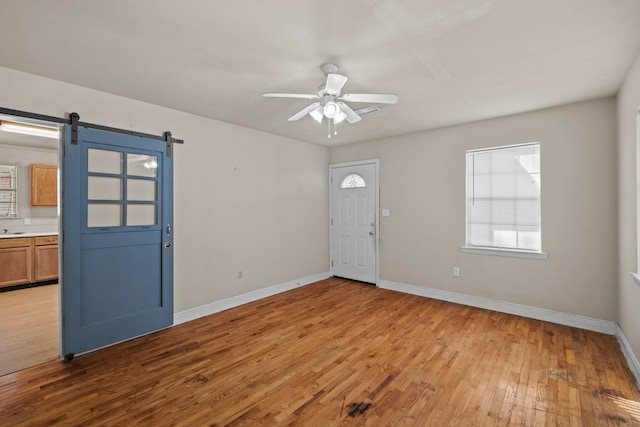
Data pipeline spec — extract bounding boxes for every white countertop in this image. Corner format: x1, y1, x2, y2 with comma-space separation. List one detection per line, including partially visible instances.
0, 231, 58, 239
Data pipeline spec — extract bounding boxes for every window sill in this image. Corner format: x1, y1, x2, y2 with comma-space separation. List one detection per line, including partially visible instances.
460, 246, 548, 260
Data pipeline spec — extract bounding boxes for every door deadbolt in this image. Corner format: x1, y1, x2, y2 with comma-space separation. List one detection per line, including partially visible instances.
165, 242, 171, 248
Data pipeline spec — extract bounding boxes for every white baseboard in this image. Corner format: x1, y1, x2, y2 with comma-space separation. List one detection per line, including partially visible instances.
378, 280, 617, 334
174, 271, 330, 325
615, 324, 640, 389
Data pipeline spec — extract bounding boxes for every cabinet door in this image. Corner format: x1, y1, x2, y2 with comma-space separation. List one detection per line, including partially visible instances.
31, 164, 58, 206
34, 244, 58, 282
0, 246, 33, 287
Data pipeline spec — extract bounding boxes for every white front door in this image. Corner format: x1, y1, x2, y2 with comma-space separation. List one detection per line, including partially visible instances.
330, 160, 378, 284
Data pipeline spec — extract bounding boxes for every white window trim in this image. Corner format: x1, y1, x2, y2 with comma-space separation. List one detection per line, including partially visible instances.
460, 245, 548, 260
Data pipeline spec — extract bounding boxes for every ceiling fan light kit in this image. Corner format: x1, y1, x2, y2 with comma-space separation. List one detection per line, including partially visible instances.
263, 63, 398, 139
323, 99, 339, 118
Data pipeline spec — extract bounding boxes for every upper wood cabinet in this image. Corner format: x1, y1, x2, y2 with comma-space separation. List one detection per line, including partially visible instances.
30, 163, 57, 207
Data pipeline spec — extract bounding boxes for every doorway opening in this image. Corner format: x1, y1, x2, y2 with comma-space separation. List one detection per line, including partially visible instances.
0, 113, 61, 376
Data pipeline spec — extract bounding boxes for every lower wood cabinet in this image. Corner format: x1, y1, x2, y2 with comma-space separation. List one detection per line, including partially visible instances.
0, 235, 58, 288
34, 237, 58, 282
0, 238, 33, 287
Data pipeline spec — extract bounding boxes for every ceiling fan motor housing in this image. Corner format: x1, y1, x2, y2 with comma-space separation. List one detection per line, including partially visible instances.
321, 63, 338, 76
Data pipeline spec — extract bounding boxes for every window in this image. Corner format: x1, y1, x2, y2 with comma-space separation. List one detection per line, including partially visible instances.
463, 143, 546, 258
0, 164, 18, 218
86, 149, 158, 228
340, 173, 366, 189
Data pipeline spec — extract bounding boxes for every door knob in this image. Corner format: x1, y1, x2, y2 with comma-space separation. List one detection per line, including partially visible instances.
369, 231, 375, 236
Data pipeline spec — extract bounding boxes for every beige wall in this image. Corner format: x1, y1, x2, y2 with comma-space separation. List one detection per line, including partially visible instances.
331, 98, 618, 320
618, 53, 640, 359
0, 67, 329, 312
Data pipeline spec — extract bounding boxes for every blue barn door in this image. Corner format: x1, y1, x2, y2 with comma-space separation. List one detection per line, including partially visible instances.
62, 125, 173, 357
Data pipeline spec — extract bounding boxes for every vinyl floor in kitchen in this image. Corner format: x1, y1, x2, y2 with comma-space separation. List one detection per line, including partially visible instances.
0, 284, 59, 376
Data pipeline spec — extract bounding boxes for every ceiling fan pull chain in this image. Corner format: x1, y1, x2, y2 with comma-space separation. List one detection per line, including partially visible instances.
334, 119, 338, 136
328, 119, 331, 138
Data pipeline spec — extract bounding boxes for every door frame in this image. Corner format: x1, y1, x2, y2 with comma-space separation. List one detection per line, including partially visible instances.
329, 159, 380, 286
0, 110, 64, 360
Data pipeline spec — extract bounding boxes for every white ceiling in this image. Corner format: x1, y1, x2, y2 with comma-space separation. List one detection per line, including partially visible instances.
1, 0, 639, 146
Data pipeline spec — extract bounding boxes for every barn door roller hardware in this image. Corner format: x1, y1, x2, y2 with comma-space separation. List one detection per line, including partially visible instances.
68, 112, 184, 157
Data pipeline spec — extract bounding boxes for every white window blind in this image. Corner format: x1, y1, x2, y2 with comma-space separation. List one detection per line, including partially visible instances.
0, 165, 17, 218
466, 143, 541, 252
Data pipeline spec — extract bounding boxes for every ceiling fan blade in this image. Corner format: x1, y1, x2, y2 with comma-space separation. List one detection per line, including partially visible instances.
263, 93, 319, 99
288, 102, 321, 121
341, 93, 398, 104
338, 102, 362, 124
325, 74, 348, 95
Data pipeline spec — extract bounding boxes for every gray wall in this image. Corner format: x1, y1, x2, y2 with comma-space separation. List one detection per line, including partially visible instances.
330, 97, 618, 320
618, 53, 640, 360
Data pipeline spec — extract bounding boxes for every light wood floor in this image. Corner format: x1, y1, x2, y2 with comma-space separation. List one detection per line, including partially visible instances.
1, 278, 639, 426
0, 284, 59, 377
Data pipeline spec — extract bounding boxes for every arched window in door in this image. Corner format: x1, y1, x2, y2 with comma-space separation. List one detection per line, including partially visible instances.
340, 173, 366, 189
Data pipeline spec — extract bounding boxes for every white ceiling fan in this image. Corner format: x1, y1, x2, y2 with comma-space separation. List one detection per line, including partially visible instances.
263, 63, 399, 138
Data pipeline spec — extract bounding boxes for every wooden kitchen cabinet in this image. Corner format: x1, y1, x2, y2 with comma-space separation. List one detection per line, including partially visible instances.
0, 235, 58, 288
30, 163, 57, 207
34, 236, 58, 282
0, 237, 33, 288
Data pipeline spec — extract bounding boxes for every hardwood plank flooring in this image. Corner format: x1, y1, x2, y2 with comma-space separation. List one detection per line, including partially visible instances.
1, 278, 639, 426
0, 284, 59, 376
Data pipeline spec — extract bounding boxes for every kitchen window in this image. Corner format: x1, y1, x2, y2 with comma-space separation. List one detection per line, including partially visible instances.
0, 164, 17, 218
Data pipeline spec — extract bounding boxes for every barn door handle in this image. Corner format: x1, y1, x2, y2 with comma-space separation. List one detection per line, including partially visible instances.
166, 224, 171, 235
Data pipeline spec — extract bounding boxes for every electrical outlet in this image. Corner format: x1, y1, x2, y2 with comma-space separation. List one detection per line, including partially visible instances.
237, 271, 243, 279
453, 266, 460, 277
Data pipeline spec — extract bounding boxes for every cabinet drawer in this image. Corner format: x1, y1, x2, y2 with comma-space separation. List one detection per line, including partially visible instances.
0, 238, 32, 249
35, 236, 58, 246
